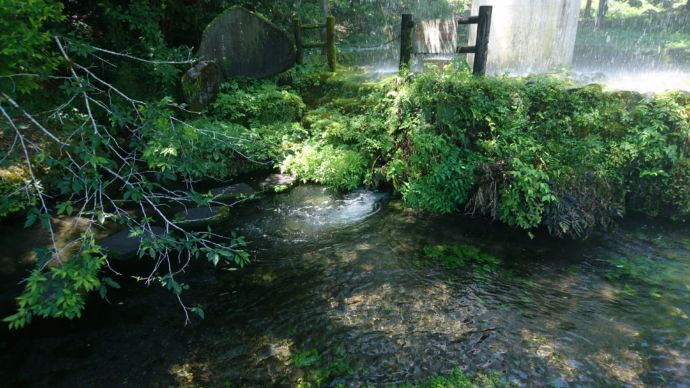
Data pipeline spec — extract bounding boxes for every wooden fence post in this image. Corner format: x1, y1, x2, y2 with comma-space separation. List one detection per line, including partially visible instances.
399, 14, 414, 72
293, 18, 304, 65
473, 6, 492, 76
326, 16, 336, 72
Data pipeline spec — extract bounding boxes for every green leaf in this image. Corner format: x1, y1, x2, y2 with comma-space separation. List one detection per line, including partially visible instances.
102, 277, 121, 289
209, 252, 220, 266
190, 306, 205, 319
98, 286, 107, 299
56, 201, 73, 216
24, 210, 38, 228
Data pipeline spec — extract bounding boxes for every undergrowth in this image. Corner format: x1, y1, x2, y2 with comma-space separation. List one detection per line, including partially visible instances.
273, 67, 689, 238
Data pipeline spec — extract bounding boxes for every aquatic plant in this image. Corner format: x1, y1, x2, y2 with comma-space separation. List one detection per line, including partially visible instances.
421, 244, 503, 280
293, 349, 322, 368
397, 368, 513, 388
293, 346, 353, 388
605, 255, 690, 294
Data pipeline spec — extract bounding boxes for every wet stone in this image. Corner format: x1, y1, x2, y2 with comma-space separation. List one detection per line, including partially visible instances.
199, 7, 295, 79
174, 206, 230, 229
211, 183, 256, 201
100, 227, 166, 260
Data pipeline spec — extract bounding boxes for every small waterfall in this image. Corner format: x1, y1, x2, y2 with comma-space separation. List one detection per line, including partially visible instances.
468, 0, 581, 74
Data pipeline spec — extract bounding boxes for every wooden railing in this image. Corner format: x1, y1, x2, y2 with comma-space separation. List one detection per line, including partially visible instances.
399, 6, 492, 76
293, 16, 337, 72
457, 6, 492, 76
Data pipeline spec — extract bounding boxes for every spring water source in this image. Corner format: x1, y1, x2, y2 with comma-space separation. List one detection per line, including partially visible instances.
2, 185, 689, 386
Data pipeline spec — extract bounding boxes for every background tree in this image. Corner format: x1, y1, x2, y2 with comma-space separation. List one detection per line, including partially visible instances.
596, 0, 609, 27
584, 0, 594, 19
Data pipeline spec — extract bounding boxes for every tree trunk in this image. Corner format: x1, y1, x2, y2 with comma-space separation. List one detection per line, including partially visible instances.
584, 0, 593, 19
596, 0, 608, 28
321, 0, 330, 54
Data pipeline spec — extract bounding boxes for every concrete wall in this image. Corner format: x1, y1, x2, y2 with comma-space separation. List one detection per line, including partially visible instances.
469, 0, 581, 74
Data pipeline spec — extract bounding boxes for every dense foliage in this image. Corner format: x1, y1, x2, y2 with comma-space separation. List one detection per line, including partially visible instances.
389, 70, 690, 237
264, 67, 690, 239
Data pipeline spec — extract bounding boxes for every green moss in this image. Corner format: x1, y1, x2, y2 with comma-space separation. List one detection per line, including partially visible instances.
181, 74, 200, 101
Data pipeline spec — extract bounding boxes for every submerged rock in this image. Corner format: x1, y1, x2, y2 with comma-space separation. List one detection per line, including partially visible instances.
261, 174, 296, 191
199, 7, 295, 79
174, 206, 230, 229
181, 61, 224, 111
211, 183, 256, 201
100, 227, 166, 261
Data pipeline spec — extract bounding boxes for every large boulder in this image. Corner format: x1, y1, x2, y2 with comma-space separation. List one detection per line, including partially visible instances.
199, 7, 295, 79
181, 61, 224, 111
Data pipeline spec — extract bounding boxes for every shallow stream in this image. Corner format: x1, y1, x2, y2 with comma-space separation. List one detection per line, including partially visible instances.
1, 185, 688, 386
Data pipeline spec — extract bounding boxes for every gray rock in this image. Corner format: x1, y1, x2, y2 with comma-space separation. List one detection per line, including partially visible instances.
199, 7, 295, 79
181, 61, 224, 111
100, 227, 166, 261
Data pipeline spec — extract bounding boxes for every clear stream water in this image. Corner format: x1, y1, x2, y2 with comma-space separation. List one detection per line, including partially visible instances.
1, 185, 689, 386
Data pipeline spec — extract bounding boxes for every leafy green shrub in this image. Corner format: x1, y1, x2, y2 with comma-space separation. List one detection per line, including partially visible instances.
378, 69, 690, 237
387, 130, 477, 213
276, 67, 689, 237
3, 233, 107, 329
139, 102, 273, 180
0, 0, 63, 94
282, 143, 368, 191
212, 81, 306, 126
